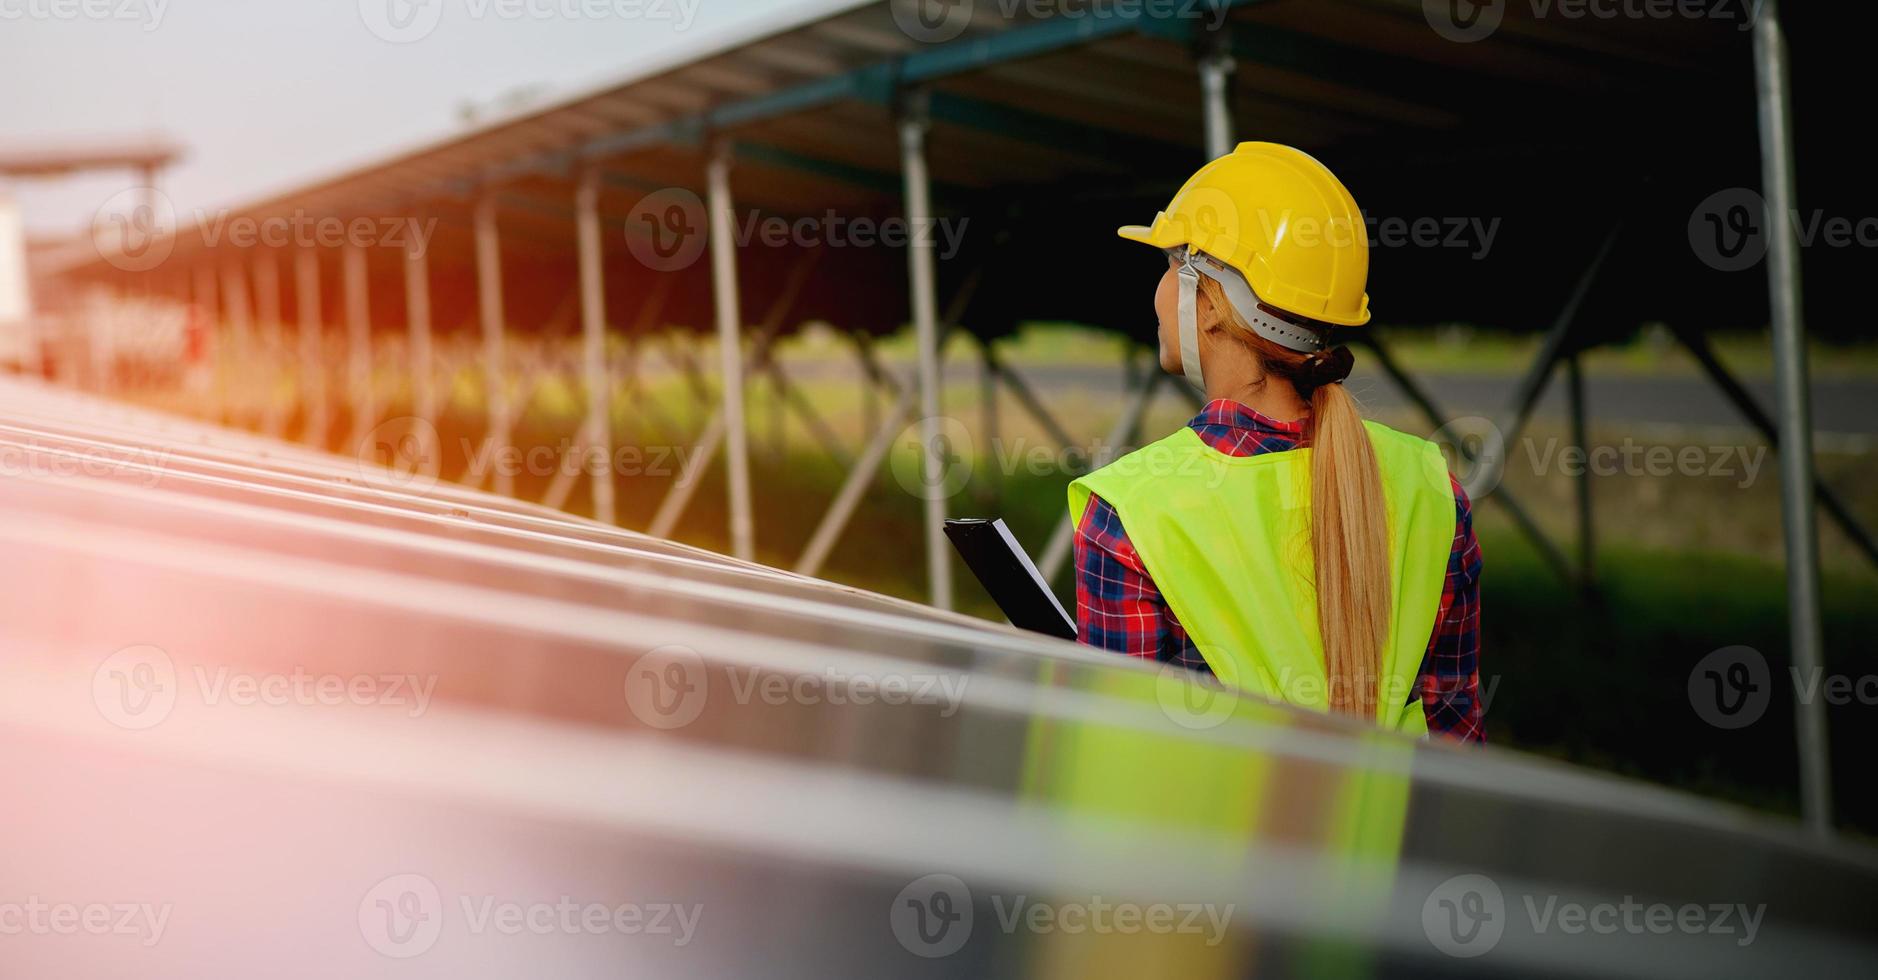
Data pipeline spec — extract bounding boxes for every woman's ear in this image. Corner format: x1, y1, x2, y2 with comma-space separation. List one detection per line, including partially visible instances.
1195, 289, 1228, 336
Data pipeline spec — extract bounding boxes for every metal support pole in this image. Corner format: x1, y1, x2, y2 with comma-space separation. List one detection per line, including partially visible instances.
979, 337, 1001, 505
706, 142, 756, 561
294, 249, 328, 446
900, 97, 952, 609
221, 259, 253, 356
255, 252, 282, 353
254, 252, 285, 435
1360, 333, 1576, 586
990, 353, 1078, 451
646, 257, 815, 541
1038, 371, 1163, 583
1566, 352, 1595, 591
188, 264, 218, 402
474, 193, 514, 497
1671, 324, 1878, 572
1754, 0, 1831, 834
1473, 222, 1622, 493
576, 168, 616, 524
342, 243, 374, 449
1199, 49, 1237, 160
221, 259, 254, 421
793, 273, 982, 579
404, 234, 436, 424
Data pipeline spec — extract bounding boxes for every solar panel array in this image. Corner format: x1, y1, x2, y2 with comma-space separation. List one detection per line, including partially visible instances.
1, 377, 1873, 977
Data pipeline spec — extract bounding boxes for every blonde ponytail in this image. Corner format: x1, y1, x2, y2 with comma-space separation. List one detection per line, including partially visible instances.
1198, 278, 1393, 720
1304, 380, 1391, 720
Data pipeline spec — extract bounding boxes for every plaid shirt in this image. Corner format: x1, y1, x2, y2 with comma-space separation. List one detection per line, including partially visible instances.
1073, 399, 1485, 742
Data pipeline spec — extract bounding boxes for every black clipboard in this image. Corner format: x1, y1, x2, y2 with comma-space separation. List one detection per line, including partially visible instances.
943, 519, 1077, 640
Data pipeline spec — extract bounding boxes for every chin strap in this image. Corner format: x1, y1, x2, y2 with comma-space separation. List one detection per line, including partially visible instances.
1175, 251, 1206, 392
1172, 247, 1329, 393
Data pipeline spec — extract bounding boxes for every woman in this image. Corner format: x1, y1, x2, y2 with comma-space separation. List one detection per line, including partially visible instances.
1071, 142, 1484, 741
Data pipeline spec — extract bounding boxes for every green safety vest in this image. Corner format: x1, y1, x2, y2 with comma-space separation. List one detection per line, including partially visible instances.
1068, 420, 1455, 736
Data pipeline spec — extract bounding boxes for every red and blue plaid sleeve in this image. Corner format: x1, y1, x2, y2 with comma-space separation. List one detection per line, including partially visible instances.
1419, 477, 1486, 743
1073, 492, 1170, 661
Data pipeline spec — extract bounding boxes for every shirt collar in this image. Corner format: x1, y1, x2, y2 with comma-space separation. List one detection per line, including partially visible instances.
1187, 398, 1306, 441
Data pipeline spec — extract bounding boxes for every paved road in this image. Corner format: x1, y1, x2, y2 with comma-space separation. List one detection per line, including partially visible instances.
940, 363, 1878, 445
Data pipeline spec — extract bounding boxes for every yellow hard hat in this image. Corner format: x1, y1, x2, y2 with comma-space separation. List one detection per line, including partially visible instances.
1119, 142, 1371, 327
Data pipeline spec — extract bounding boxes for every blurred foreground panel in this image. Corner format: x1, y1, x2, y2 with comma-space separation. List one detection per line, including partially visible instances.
1, 376, 1875, 978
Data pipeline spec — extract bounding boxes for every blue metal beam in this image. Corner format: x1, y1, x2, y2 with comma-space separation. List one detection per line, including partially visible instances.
474, 0, 1262, 187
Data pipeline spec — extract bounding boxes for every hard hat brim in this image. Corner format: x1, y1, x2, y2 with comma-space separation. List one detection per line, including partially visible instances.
1117, 223, 1178, 248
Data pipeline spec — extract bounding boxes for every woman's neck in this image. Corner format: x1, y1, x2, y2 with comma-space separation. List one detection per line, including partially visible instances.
1204, 372, 1309, 423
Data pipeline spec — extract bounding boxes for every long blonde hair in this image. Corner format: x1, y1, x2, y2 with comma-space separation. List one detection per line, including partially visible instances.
1198, 278, 1391, 721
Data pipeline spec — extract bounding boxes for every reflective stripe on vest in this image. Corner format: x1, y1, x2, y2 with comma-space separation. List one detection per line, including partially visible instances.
1068, 420, 1455, 735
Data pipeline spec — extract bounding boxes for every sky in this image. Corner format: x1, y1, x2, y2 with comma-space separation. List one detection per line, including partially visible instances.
0, 0, 786, 235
